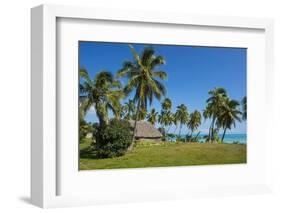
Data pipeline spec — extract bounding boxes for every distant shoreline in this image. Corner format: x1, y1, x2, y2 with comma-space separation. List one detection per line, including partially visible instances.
198, 133, 246, 144
168, 133, 247, 144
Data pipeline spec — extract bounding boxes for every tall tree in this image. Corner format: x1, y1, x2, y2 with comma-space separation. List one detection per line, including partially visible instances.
187, 110, 202, 142
117, 45, 167, 150
80, 69, 123, 126
158, 110, 173, 133
162, 98, 172, 111
160, 98, 173, 133
138, 107, 147, 120
147, 108, 158, 125
174, 104, 189, 138
173, 113, 179, 134
165, 111, 174, 133
79, 68, 91, 120
205, 87, 227, 142
217, 99, 242, 142
203, 104, 212, 141
121, 99, 136, 120
242, 96, 247, 120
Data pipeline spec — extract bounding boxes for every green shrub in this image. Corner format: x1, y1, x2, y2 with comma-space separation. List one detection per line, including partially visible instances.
79, 120, 93, 142
94, 119, 132, 158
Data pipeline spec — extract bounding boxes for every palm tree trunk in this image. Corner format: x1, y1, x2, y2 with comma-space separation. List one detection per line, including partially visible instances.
208, 125, 211, 142
128, 100, 140, 151
194, 131, 201, 142
96, 110, 106, 127
178, 123, 182, 139
174, 125, 178, 134
208, 118, 215, 143
221, 127, 227, 143
189, 130, 193, 142
167, 125, 171, 134
210, 117, 216, 143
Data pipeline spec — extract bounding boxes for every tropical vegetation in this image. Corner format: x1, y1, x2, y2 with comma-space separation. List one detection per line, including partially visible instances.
79, 44, 247, 168
117, 45, 168, 150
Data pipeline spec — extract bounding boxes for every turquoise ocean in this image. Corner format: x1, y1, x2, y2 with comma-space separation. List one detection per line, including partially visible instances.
198, 133, 247, 144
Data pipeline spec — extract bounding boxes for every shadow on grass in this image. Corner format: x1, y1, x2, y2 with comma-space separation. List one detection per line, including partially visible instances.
80, 145, 97, 159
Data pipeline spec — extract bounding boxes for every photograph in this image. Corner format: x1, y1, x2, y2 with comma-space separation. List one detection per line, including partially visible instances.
79, 41, 247, 170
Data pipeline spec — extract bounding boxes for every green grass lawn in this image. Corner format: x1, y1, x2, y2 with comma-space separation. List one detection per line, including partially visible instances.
79, 140, 246, 170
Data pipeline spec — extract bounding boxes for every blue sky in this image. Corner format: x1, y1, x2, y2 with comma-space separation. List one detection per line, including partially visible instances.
79, 41, 247, 134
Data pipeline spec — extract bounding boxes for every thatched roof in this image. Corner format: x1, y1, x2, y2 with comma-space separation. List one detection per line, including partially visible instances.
128, 120, 163, 138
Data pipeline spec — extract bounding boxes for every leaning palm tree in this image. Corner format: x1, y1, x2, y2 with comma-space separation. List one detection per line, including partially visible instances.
187, 110, 202, 142
174, 104, 189, 138
147, 108, 158, 125
80, 69, 123, 126
206, 87, 228, 142
117, 45, 167, 150
242, 96, 247, 120
217, 99, 242, 142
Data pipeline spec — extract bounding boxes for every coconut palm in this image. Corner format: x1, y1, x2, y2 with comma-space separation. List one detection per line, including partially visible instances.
79, 68, 91, 119
158, 110, 166, 129
80, 68, 91, 88
158, 110, 173, 132
242, 96, 247, 120
147, 108, 158, 125
206, 87, 227, 142
217, 99, 242, 142
121, 99, 136, 120
160, 98, 173, 133
80, 69, 123, 126
173, 114, 179, 134
138, 108, 147, 120
165, 111, 174, 133
203, 104, 212, 141
174, 104, 189, 138
162, 98, 172, 111
187, 110, 202, 142
117, 45, 167, 149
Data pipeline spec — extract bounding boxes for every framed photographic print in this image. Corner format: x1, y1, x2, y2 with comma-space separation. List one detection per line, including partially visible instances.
31, 4, 274, 208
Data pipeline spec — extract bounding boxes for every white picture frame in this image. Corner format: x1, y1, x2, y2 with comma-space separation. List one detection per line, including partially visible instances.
31, 4, 274, 208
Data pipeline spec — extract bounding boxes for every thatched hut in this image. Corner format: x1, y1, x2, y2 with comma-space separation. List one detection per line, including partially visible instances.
128, 120, 163, 141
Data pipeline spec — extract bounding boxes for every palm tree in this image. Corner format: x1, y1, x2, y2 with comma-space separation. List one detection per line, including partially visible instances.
165, 111, 174, 133
242, 96, 247, 120
206, 87, 227, 142
187, 110, 202, 142
138, 107, 147, 120
158, 110, 164, 129
79, 68, 91, 119
160, 98, 173, 133
117, 45, 167, 149
218, 99, 242, 142
158, 110, 173, 133
121, 99, 136, 120
80, 69, 123, 126
173, 114, 178, 135
174, 104, 189, 138
162, 98, 172, 111
203, 104, 212, 141
147, 108, 158, 125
